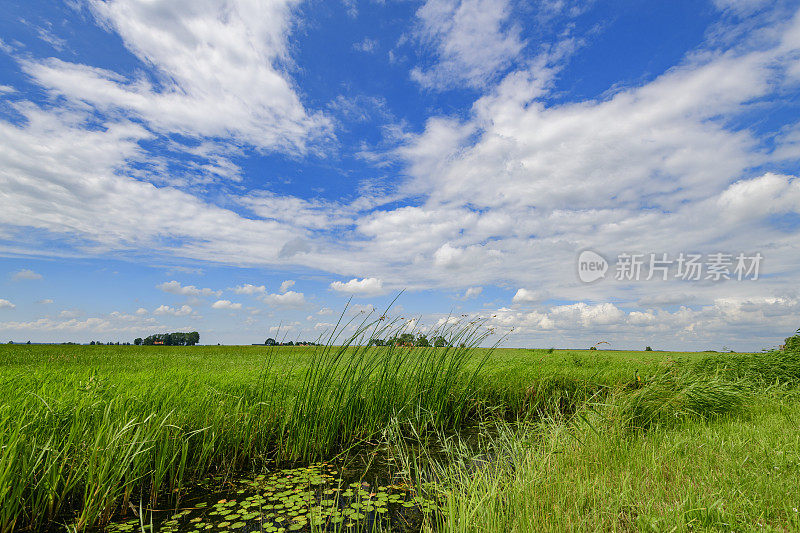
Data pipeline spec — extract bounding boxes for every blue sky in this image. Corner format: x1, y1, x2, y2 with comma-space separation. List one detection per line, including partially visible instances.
1, 0, 799, 350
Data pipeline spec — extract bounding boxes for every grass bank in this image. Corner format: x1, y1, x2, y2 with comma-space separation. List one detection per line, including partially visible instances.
427, 348, 800, 532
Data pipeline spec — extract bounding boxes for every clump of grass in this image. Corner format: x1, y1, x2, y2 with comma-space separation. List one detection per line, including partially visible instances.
609, 368, 748, 432
693, 348, 800, 388
283, 311, 494, 460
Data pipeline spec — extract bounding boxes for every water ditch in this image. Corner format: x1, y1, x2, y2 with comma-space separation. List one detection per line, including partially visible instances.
98, 423, 502, 533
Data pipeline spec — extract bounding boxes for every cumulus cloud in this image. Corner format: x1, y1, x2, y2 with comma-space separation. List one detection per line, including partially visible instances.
330, 277, 386, 296
11, 269, 42, 281
716, 173, 800, 222
262, 291, 306, 308
157, 280, 221, 298
211, 300, 242, 310
0, 311, 167, 336
232, 284, 267, 295
512, 289, 547, 304
0, 299, 15, 309
37, 299, 54, 305
486, 295, 800, 350
154, 304, 193, 316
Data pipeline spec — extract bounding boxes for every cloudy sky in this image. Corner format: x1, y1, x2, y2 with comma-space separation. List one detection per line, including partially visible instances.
1, 0, 799, 350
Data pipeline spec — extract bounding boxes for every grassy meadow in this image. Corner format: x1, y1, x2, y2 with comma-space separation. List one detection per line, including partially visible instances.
1, 327, 798, 532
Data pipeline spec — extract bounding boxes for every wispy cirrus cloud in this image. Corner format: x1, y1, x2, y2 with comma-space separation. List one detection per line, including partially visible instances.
410, 0, 525, 90
22, 0, 332, 154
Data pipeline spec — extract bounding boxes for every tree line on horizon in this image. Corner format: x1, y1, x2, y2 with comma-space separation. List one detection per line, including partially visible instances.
263, 338, 321, 346
368, 333, 451, 347
134, 332, 199, 346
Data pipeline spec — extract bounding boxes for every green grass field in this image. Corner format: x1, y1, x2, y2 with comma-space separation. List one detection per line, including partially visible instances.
1, 337, 798, 532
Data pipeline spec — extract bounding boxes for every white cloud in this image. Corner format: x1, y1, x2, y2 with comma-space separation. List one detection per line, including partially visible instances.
512, 288, 547, 304
330, 277, 386, 296
354, 37, 378, 53
0, 3, 799, 351
154, 304, 193, 316
0, 102, 329, 267
157, 280, 220, 297
317, 307, 334, 315
411, 0, 525, 89
279, 280, 295, 293
0, 313, 167, 335
11, 269, 42, 281
211, 300, 242, 310
485, 295, 800, 350
262, 291, 306, 308
463, 286, 483, 299
712, 0, 773, 15
0, 299, 15, 309
135, 307, 148, 315
37, 299, 54, 305
716, 173, 800, 222
23, 0, 331, 154
232, 284, 267, 295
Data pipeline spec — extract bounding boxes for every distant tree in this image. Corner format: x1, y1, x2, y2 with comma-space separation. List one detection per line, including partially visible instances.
141, 331, 199, 346
134, 338, 142, 346
645, 346, 653, 351
286, 341, 294, 346
433, 336, 447, 347
26, 340, 31, 345
397, 333, 415, 346
187, 332, 200, 346
589, 346, 597, 350
265, 338, 276, 346
416, 334, 430, 347
90, 341, 96, 346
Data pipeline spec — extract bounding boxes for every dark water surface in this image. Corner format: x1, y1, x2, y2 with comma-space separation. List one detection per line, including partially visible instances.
102, 451, 436, 532
89, 423, 503, 533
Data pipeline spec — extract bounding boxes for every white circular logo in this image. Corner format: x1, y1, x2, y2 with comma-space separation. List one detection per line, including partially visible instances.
577, 250, 608, 283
